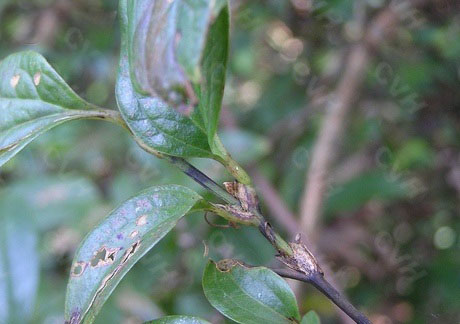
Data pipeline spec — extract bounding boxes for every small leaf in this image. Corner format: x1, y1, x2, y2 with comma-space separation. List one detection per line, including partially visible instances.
65, 185, 206, 324
0, 51, 116, 167
191, 4, 229, 155
0, 197, 39, 324
301, 311, 321, 324
202, 259, 300, 324
145, 315, 211, 324
117, 0, 215, 158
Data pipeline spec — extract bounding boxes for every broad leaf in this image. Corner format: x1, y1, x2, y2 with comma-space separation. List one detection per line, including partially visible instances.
0, 51, 116, 168
145, 315, 211, 324
0, 197, 39, 324
127, 0, 227, 112
65, 185, 205, 324
0, 176, 101, 232
301, 311, 321, 324
202, 260, 300, 324
117, 0, 215, 158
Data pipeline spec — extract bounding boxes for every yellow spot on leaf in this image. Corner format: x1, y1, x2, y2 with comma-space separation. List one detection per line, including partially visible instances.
10, 74, 20, 88
136, 215, 148, 226
33, 72, 41, 86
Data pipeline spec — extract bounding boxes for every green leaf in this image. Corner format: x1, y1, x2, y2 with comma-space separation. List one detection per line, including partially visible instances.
301, 311, 321, 324
219, 129, 271, 165
117, 0, 215, 158
127, 0, 227, 111
145, 315, 211, 324
0, 176, 101, 232
202, 260, 300, 324
0, 198, 39, 324
65, 185, 206, 324
0, 51, 117, 168
325, 170, 408, 215
192, 5, 229, 155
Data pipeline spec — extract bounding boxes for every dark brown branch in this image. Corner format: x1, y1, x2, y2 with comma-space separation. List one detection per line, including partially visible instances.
273, 269, 371, 324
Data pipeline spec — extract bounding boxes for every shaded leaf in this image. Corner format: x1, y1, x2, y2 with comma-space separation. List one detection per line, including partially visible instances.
128, 0, 227, 113
0, 51, 116, 167
191, 5, 229, 155
202, 259, 300, 324
65, 185, 206, 324
220, 129, 271, 165
145, 315, 211, 324
1, 176, 101, 232
301, 311, 321, 324
117, 0, 215, 158
325, 170, 408, 215
0, 197, 39, 324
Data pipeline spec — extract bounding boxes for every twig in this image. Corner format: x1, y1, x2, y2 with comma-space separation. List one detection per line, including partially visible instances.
273, 269, 371, 324
153, 157, 370, 323
165, 156, 240, 205
249, 167, 299, 237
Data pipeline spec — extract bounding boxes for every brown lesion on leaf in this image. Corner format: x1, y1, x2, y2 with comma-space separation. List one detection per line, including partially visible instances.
80, 240, 142, 322
90, 246, 120, 268
213, 203, 258, 226
279, 241, 323, 277
215, 258, 249, 272
71, 261, 88, 277
223, 181, 259, 211
121, 240, 141, 264
212, 181, 262, 227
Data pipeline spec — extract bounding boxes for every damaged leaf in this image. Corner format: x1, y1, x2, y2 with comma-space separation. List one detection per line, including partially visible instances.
145, 315, 211, 324
0, 51, 118, 168
127, 0, 227, 114
65, 185, 206, 324
117, 0, 215, 158
202, 260, 300, 324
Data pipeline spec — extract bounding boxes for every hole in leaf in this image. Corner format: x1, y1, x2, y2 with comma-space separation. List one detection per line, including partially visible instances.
90, 246, 119, 267
71, 261, 87, 277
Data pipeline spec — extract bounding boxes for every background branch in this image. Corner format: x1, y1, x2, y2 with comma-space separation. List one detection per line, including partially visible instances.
299, 0, 426, 241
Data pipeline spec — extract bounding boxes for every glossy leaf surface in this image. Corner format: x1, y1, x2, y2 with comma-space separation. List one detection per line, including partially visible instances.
202, 260, 300, 324
0, 51, 114, 167
117, 0, 214, 158
65, 185, 205, 324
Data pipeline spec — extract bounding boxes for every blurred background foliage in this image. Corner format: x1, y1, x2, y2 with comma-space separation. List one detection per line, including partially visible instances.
0, 0, 459, 323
